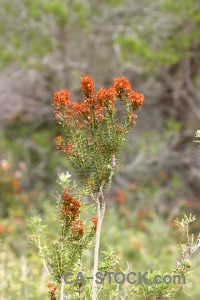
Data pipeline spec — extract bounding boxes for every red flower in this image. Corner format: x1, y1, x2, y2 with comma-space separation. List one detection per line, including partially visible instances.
80, 75, 95, 103
52, 90, 70, 107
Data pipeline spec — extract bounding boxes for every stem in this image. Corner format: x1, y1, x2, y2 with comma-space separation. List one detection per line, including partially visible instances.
92, 213, 103, 300
37, 230, 50, 277
92, 154, 115, 300
60, 277, 64, 300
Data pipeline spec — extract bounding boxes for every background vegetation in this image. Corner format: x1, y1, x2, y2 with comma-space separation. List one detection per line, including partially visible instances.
0, 0, 200, 299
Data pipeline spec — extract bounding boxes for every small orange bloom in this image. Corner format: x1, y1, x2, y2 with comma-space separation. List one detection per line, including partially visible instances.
92, 218, 98, 232
130, 92, 144, 110
62, 189, 81, 222
48, 284, 57, 300
72, 220, 85, 238
66, 142, 74, 156
96, 87, 108, 106
115, 189, 126, 205
12, 177, 20, 194
94, 104, 104, 121
53, 90, 70, 107
80, 75, 95, 102
113, 77, 132, 98
56, 135, 66, 152
107, 86, 116, 101
96, 86, 116, 108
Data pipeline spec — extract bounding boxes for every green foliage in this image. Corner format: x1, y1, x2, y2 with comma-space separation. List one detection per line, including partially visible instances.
116, 0, 200, 72
104, 0, 123, 7
29, 174, 97, 297
72, 2, 90, 29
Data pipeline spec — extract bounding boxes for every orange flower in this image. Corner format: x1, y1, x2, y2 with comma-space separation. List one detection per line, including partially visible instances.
96, 86, 116, 108
66, 142, 74, 156
56, 135, 66, 152
12, 177, 19, 194
72, 102, 89, 117
130, 92, 144, 110
107, 86, 116, 101
92, 218, 98, 232
48, 284, 57, 300
72, 220, 85, 238
80, 75, 95, 102
62, 189, 81, 222
128, 112, 137, 126
94, 104, 104, 121
0, 224, 4, 234
52, 90, 70, 107
113, 77, 132, 98
71, 101, 93, 127
115, 189, 126, 205
96, 87, 108, 106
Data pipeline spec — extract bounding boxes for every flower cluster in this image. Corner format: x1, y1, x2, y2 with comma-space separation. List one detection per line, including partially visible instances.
61, 188, 81, 223
55, 135, 65, 151
113, 77, 132, 98
56, 135, 73, 156
80, 75, 95, 104
61, 189, 86, 240
48, 284, 57, 300
53, 90, 70, 108
72, 220, 85, 239
130, 92, 145, 110
52, 75, 144, 131
114, 77, 144, 109
96, 86, 116, 108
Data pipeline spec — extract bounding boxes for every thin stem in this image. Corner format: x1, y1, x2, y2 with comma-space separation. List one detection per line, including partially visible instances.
60, 277, 64, 300
37, 230, 50, 277
92, 206, 103, 300
92, 153, 116, 300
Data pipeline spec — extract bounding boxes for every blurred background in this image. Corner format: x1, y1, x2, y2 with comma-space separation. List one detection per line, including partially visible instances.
0, 0, 200, 299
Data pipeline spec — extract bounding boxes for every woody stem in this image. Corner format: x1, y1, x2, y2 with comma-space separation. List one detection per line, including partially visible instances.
92, 201, 104, 300
60, 277, 64, 300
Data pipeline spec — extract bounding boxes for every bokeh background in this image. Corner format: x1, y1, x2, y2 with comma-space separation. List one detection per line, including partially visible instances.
0, 0, 200, 299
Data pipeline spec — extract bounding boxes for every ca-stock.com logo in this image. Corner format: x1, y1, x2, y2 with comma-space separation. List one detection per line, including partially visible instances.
64, 271, 186, 285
